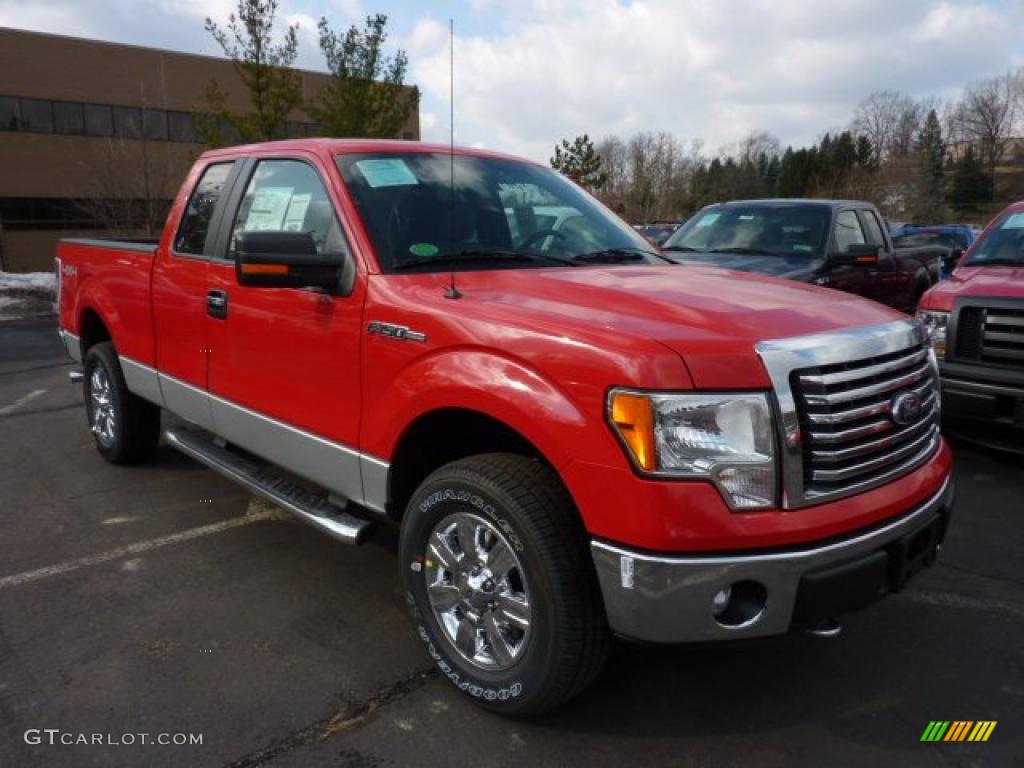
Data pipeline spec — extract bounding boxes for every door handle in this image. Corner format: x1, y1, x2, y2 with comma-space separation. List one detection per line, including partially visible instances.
207, 289, 228, 320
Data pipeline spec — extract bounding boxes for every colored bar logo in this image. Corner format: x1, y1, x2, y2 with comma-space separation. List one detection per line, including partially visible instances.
921, 721, 997, 742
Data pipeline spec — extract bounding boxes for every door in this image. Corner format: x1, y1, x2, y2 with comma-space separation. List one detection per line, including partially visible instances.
204, 155, 366, 502
858, 208, 908, 309
151, 160, 239, 429
826, 209, 872, 300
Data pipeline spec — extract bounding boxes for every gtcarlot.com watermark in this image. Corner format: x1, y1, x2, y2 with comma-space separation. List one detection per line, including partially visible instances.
25, 729, 202, 747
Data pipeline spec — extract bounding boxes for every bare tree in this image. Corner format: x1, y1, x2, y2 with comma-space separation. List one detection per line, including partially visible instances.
851, 90, 922, 162
74, 136, 185, 237
951, 73, 1017, 174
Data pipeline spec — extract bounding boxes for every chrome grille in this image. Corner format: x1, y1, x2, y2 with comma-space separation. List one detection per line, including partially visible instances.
756, 320, 940, 509
791, 344, 939, 498
981, 307, 1024, 367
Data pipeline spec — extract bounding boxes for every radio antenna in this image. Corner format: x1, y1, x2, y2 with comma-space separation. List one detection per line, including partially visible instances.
445, 17, 461, 299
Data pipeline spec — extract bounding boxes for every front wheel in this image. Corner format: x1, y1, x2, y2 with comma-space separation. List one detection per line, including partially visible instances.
399, 453, 609, 716
83, 342, 160, 464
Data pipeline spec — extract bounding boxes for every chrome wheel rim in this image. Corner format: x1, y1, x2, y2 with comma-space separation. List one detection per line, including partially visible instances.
89, 366, 116, 446
425, 511, 531, 671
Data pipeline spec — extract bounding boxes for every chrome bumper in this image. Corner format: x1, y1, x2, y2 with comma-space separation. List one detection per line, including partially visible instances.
591, 476, 954, 643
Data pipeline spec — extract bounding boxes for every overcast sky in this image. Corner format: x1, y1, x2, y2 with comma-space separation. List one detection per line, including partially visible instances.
2, 0, 1023, 161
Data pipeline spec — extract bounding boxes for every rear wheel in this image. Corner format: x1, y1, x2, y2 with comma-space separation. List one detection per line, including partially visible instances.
399, 453, 609, 716
83, 342, 160, 464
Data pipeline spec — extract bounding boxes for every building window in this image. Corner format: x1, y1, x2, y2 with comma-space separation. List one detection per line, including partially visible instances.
85, 104, 114, 137
168, 111, 196, 143
53, 101, 85, 135
113, 106, 142, 139
20, 98, 54, 133
0, 96, 19, 131
142, 108, 168, 141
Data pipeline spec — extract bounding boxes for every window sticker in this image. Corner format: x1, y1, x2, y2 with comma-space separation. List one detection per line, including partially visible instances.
409, 243, 439, 257
1000, 212, 1024, 229
356, 158, 419, 188
282, 193, 311, 232
792, 244, 813, 252
245, 186, 293, 230
695, 213, 721, 228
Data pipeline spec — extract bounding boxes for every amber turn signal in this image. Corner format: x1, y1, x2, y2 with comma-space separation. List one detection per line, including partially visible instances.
609, 392, 657, 471
240, 263, 289, 275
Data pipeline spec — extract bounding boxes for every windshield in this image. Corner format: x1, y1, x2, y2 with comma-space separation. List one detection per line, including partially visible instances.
664, 205, 829, 258
335, 152, 659, 272
893, 231, 967, 250
964, 211, 1024, 266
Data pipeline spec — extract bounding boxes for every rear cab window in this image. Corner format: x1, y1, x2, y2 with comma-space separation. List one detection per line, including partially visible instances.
174, 162, 236, 256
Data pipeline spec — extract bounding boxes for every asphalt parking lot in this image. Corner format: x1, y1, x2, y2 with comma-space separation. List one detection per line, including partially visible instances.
1, 316, 1021, 768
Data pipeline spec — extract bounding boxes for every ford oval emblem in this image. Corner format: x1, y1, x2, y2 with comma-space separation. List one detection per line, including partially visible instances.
891, 392, 923, 426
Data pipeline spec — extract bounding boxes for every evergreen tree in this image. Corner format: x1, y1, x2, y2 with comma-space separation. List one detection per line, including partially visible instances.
854, 135, 876, 169
950, 146, 994, 212
196, 0, 302, 146
914, 109, 946, 222
306, 14, 418, 139
550, 134, 608, 191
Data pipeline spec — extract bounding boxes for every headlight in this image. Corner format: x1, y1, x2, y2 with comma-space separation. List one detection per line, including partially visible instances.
916, 310, 949, 358
608, 390, 777, 510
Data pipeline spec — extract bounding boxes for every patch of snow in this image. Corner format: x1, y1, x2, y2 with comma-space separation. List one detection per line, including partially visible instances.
0, 271, 57, 320
0, 271, 56, 298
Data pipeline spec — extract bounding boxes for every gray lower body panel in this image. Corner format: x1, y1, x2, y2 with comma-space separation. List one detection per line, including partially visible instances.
591, 476, 954, 644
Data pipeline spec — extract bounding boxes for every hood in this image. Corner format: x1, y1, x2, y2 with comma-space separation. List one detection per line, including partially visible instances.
671, 253, 822, 282
437, 264, 904, 388
922, 265, 1024, 312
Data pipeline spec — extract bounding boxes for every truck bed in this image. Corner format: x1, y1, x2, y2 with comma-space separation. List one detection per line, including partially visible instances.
56, 237, 159, 368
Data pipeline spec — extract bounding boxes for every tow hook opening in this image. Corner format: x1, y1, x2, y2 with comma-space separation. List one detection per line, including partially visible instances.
711, 580, 767, 628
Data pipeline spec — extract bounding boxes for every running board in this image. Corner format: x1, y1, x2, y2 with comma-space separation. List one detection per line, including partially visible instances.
163, 426, 373, 545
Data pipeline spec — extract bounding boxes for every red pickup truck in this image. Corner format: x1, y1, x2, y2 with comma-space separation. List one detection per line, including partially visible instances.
57, 139, 954, 715
917, 201, 1024, 451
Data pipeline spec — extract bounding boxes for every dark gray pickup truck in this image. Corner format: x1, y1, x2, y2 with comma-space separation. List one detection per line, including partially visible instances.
663, 199, 949, 312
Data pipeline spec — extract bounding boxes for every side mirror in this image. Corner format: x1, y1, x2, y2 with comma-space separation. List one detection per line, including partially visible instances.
832, 243, 884, 268
235, 231, 344, 291
939, 248, 963, 278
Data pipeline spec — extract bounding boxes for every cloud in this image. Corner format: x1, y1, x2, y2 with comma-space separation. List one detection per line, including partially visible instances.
409, 0, 1024, 161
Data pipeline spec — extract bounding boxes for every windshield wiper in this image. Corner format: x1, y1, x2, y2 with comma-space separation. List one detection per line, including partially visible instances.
394, 248, 577, 271
705, 247, 780, 256
572, 248, 664, 264
661, 244, 703, 253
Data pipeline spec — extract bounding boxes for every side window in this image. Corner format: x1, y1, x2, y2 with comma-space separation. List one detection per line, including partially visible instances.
860, 210, 886, 247
228, 159, 347, 258
835, 210, 866, 253
175, 162, 235, 256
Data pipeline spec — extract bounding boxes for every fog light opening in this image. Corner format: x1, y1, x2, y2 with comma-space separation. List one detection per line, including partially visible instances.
711, 580, 767, 628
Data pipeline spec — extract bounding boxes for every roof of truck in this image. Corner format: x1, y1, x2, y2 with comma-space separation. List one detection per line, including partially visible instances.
199, 138, 539, 166
706, 199, 870, 209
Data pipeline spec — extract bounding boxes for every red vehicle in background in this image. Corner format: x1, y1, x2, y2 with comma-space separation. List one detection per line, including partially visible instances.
917, 202, 1024, 451
56, 139, 953, 715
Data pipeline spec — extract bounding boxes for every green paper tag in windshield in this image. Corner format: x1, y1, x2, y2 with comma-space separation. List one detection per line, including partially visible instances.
409, 243, 439, 258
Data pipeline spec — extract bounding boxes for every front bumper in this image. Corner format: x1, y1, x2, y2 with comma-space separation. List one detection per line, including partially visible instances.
591, 476, 954, 644
939, 360, 1024, 449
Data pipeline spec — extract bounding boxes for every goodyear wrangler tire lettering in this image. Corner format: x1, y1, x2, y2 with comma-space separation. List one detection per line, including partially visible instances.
399, 453, 610, 715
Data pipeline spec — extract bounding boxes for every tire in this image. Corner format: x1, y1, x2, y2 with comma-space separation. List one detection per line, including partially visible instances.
399, 453, 610, 716
83, 342, 160, 464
